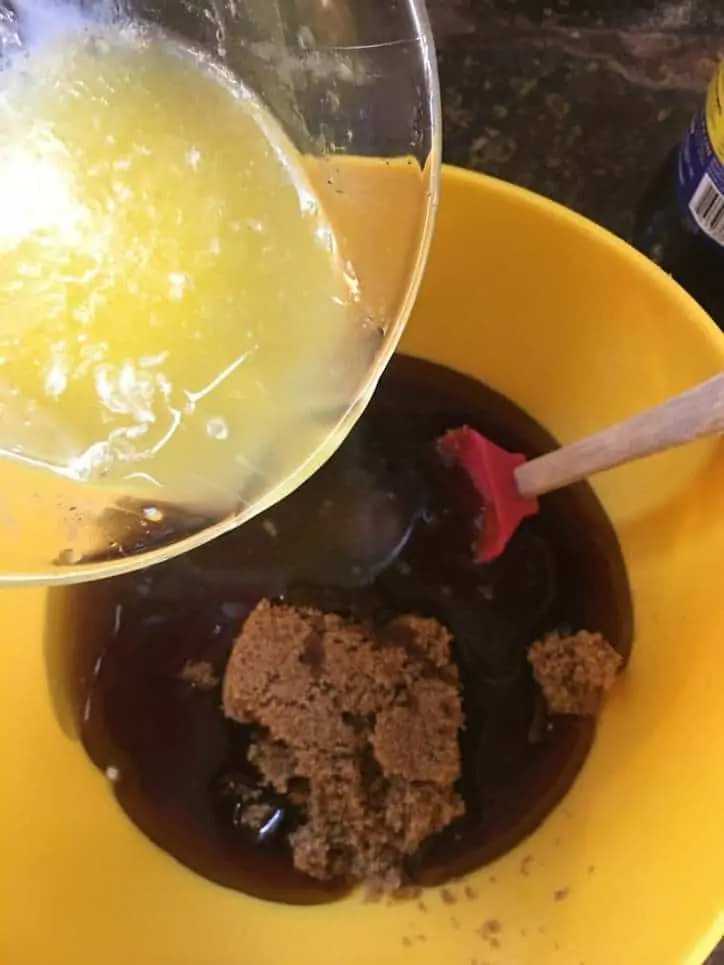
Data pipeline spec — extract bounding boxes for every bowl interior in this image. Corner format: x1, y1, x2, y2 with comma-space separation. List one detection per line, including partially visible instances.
3, 164, 724, 965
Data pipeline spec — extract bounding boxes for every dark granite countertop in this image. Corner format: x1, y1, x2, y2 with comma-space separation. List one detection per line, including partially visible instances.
427, 1, 724, 962
429, 0, 724, 241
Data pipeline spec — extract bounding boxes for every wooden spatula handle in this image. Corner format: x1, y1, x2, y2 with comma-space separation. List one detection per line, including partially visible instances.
515, 372, 724, 499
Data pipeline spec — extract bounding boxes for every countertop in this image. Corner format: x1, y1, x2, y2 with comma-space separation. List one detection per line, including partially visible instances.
427, 1, 724, 962
429, 0, 724, 243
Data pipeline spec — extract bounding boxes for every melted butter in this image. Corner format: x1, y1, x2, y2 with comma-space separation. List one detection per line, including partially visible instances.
0, 18, 377, 519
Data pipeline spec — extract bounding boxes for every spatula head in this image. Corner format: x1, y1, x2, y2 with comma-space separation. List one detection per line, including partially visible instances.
437, 426, 539, 563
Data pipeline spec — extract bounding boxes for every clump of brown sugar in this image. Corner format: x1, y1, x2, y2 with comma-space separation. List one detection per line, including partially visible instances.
222, 599, 465, 891
528, 630, 622, 715
178, 659, 219, 690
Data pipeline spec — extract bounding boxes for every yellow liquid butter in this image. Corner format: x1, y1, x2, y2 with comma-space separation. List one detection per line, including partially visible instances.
0, 14, 378, 569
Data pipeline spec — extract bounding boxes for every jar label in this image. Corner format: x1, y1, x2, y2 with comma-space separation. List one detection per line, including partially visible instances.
677, 63, 724, 247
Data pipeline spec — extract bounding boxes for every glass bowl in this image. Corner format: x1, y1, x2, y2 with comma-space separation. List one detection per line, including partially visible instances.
0, 0, 440, 584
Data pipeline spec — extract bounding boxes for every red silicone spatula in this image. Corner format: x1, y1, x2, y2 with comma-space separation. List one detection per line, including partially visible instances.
438, 371, 724, 564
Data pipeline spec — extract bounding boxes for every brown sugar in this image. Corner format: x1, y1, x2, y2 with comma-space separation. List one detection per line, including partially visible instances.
528, 630, 622, 715
178, 659, 219, 690
222, 600, 465, 891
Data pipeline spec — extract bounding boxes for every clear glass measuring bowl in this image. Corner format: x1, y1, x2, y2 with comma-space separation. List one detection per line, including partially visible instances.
0, 0, 440, 584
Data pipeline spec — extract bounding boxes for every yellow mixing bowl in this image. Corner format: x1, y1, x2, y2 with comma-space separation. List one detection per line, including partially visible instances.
3, 165, 724, 965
